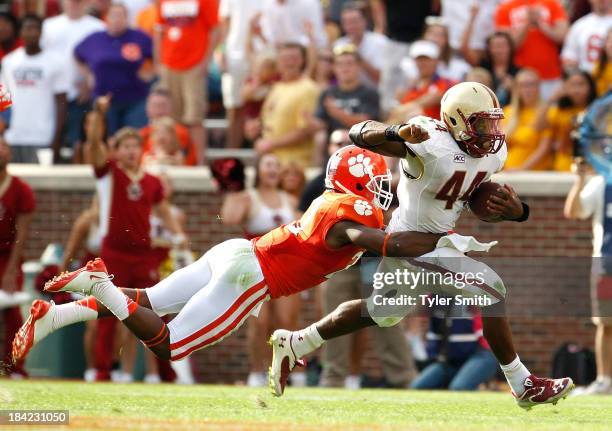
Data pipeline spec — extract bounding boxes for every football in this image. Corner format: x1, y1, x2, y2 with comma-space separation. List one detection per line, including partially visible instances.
468, 181, 503, 220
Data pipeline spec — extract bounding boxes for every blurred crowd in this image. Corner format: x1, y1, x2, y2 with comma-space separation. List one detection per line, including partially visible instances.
0, 0, 611, 391
0, 0, 607, 172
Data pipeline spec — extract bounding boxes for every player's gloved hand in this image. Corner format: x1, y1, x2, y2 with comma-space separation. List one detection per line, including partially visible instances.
486, 184, 524, 220
0, 85, 12, 112
398, 124, 429, 143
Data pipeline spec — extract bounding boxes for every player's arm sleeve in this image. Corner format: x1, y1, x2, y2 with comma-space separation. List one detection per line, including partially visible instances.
579, 176, 604, 219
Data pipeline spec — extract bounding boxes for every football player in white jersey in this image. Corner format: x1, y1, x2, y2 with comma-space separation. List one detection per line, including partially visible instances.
270, 82, 575, 409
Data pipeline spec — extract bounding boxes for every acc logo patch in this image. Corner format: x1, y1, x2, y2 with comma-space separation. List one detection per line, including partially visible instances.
453, 153, 465, 163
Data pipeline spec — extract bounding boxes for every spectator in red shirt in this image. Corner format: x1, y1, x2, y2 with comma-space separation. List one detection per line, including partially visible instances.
87, 96, 187, 381
0, 136, 35, 377
390, 40, 455, 122
156, 0, 220, 164
495, 0, 569, 100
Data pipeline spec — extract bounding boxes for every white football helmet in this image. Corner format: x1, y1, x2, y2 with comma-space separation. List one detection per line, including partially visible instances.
440, 82, 505, 158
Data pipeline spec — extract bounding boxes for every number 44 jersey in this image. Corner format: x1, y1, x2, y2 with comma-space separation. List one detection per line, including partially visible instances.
391, 115, 507, 234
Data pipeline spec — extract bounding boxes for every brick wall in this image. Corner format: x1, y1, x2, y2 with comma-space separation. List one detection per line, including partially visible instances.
0, 170, 597, 381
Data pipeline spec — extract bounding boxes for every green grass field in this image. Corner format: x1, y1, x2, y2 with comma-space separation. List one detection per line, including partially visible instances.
1, 380, 611, 431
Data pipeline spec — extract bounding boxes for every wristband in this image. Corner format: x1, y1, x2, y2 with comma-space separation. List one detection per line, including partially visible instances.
384, 124, 407, 142
511, 202, 530, 222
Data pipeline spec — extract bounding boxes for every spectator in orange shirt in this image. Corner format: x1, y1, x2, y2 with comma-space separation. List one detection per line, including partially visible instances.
495, 0, 569, 101
390, 40, 455, 122
156, 0, 220, 164
140, 86, 197, 166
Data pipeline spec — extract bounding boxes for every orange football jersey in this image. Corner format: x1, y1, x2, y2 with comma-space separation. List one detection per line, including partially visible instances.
254, 192, 384, 299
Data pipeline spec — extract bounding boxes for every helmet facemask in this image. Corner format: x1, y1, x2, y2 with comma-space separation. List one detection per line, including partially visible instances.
455, 108, 505, 158
366, 170, 392, 211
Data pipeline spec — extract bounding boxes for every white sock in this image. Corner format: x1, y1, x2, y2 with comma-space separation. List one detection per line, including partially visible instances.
500, 355, 531, 396
171, 358, 195, 385
35, 297, 98, 343
91, 280, 135, 321
598, 375, 611, 385
51, 300, 98, 330
291, 324, 324, 358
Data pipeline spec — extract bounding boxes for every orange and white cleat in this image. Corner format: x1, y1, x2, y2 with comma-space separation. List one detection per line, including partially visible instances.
12, 300, 55, 363
44, 258, 110, 295
268, 329, 305, 397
